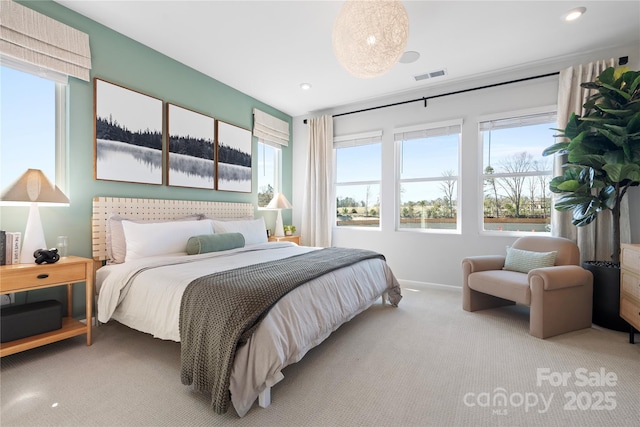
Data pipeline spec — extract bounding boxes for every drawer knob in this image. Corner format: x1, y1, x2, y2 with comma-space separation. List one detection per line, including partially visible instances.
37, 274, 49, 279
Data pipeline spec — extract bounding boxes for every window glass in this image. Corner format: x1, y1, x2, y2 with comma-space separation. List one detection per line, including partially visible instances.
397, 125, 460, 231
480, 111, 555, 233
335, 140, 381, 227
257, 141, 280, 208
1, 66, 57, 189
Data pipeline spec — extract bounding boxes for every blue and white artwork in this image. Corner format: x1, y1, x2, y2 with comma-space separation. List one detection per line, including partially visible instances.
167, 104, 215, 189
95, 79, 163, 185
216, 121, 252, 193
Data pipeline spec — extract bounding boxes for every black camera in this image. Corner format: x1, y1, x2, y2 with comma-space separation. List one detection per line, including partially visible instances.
33, 248, 60, 264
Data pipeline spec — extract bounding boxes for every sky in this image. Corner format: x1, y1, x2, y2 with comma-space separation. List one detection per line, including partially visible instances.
167, 103, 214, 142
1, 66, 56, 190
95, 79, 162, 133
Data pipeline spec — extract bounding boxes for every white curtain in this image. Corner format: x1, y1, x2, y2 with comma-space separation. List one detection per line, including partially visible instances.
553, 58, 630, 262
0, 0, 92, 82
302, 115, 334, 247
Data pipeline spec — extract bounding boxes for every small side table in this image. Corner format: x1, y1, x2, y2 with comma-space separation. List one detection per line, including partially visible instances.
268, 235, 301, 245
0, 256, 93, 357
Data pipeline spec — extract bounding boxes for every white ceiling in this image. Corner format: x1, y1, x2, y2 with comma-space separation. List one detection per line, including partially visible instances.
54, 1, 640, 118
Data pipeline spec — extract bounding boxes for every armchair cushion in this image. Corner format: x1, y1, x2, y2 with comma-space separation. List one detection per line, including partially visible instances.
468, 270, 531, 305
503, 247, 557, 273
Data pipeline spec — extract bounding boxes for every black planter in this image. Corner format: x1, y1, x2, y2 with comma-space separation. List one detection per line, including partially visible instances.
583, 261, 630, 332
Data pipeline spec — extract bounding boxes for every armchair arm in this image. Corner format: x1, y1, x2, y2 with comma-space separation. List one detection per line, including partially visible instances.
529, 265, 593, 291
462, 255, 506, 274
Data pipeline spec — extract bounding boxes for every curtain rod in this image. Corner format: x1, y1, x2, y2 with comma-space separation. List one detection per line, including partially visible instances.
303, 71, 559, 124
303, 56, 629, 124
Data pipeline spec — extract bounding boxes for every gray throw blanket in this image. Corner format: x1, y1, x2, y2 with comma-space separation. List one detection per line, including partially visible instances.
179, 247, 387, 414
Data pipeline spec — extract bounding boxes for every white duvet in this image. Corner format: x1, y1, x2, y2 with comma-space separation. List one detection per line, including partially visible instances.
97, 242, 401, 417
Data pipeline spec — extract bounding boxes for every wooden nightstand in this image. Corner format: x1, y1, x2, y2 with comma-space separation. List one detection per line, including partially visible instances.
0, 256, 93, 357
621, 244, 640, 344
268, 235, 300, 245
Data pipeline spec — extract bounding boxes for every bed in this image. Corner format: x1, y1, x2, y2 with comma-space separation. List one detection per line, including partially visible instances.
92, 197, 402, 417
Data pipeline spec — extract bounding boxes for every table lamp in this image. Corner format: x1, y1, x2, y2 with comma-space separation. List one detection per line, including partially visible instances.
0, 169, 70, 263
266, 192, 292, 237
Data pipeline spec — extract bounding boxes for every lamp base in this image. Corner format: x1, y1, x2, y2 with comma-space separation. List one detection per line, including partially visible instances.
274, 209, 285, 237
20, 202, 47, 264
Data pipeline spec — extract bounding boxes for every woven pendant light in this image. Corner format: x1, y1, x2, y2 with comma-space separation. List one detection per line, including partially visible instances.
332, 0, 409, 79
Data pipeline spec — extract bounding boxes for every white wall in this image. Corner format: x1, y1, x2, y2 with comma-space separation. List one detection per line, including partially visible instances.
292, 46, 640, 287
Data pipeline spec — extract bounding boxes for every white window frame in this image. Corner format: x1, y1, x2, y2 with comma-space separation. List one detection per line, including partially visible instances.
334, 130, 383, 229
478, 105, 556, 236
394, 119, 462, 234
256, 140, 281, 209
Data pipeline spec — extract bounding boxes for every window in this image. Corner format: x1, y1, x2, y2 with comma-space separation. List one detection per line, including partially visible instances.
335, 131, 382, 227
395, 120, 461, 232
480, 109, 556, 233
0, 65, 66, 191
257, 141, 281, 208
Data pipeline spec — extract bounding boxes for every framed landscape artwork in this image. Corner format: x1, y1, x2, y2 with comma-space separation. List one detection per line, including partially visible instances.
216, 120, 252, 193
166, 103, 215, 189
94, 79, 163, 184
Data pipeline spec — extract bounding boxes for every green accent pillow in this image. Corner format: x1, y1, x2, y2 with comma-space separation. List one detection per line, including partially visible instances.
503, 247, 557, 273
186, 232, 245, 255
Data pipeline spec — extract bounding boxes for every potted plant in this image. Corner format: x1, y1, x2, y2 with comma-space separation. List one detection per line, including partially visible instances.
543, 66, 640, 331
283, 225, 296, 236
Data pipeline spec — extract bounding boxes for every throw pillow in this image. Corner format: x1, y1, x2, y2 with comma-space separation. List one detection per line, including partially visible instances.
503, 247, 557, 273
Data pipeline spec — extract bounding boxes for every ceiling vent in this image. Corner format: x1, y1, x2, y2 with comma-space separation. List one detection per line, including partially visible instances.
414, 69, 447, 82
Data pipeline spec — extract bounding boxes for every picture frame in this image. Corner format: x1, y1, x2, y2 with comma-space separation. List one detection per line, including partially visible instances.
216, 120, 252, 193
94, 78, 164, 185
166, 103, 215, 189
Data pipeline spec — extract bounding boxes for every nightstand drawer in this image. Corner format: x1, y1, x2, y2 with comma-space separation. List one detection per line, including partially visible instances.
621, 245, 640, 275
620, 296, 640, 329
0, 263, 86, 292
621, 270, 640, 300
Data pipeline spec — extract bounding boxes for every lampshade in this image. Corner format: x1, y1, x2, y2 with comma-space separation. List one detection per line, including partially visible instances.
332, 0, 409, 79
1, 169, 69, 263
267, 193, 292, 237
1, 169, 69, 205
266, 192, 292, 210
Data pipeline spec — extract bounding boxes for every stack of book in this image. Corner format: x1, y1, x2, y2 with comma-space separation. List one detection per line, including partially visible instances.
0, 231, 22, 266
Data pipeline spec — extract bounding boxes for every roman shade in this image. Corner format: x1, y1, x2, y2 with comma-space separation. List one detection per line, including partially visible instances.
253, 108, 289, 147
0, 0, 92, 82
478, 111, 556, 131
334, 130, 382, 148
394, 119, 462, 142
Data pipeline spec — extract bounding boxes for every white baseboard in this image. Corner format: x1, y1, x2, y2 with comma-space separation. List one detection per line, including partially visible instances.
397, 279, 461, 291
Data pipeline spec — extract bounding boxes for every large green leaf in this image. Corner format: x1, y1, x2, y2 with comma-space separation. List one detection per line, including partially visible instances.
599, 83, 631, 101
598, 186, 617, 209
563, 114, 581, 139
595, 128, 626, 146
629, 74, 640, 93
627, 112, 640, 133
596, 107, 633, 117
542, 142, 569, 156
597, 67, 616, 86
556, 180, 580, 192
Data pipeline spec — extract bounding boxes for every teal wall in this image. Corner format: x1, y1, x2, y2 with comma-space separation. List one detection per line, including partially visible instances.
0, 0, 292, 316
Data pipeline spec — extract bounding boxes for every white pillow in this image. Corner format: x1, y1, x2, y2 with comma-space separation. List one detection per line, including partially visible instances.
122, 219, 214, 261
106, 214, 203, 264
211, 218, 267, 246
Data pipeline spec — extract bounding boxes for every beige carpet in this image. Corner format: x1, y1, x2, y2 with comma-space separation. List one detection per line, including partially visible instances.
1, 283, 638, 426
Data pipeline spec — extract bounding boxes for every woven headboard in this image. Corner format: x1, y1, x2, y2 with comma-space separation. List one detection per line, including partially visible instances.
92, 197, 254, 261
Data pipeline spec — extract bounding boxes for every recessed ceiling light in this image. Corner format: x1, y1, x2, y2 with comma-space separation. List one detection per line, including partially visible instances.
399, 51, 420, 64
300, 83, 312, 90
564, 7, 586, 21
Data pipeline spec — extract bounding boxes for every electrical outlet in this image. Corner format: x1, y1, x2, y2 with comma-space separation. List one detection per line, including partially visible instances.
1, 294, 15, 306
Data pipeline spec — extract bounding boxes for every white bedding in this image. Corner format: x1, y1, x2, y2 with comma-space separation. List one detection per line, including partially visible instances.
96, 242, 401, 417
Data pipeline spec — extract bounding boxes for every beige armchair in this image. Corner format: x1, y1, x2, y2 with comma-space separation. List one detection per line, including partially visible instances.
462, 236, 593, 339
